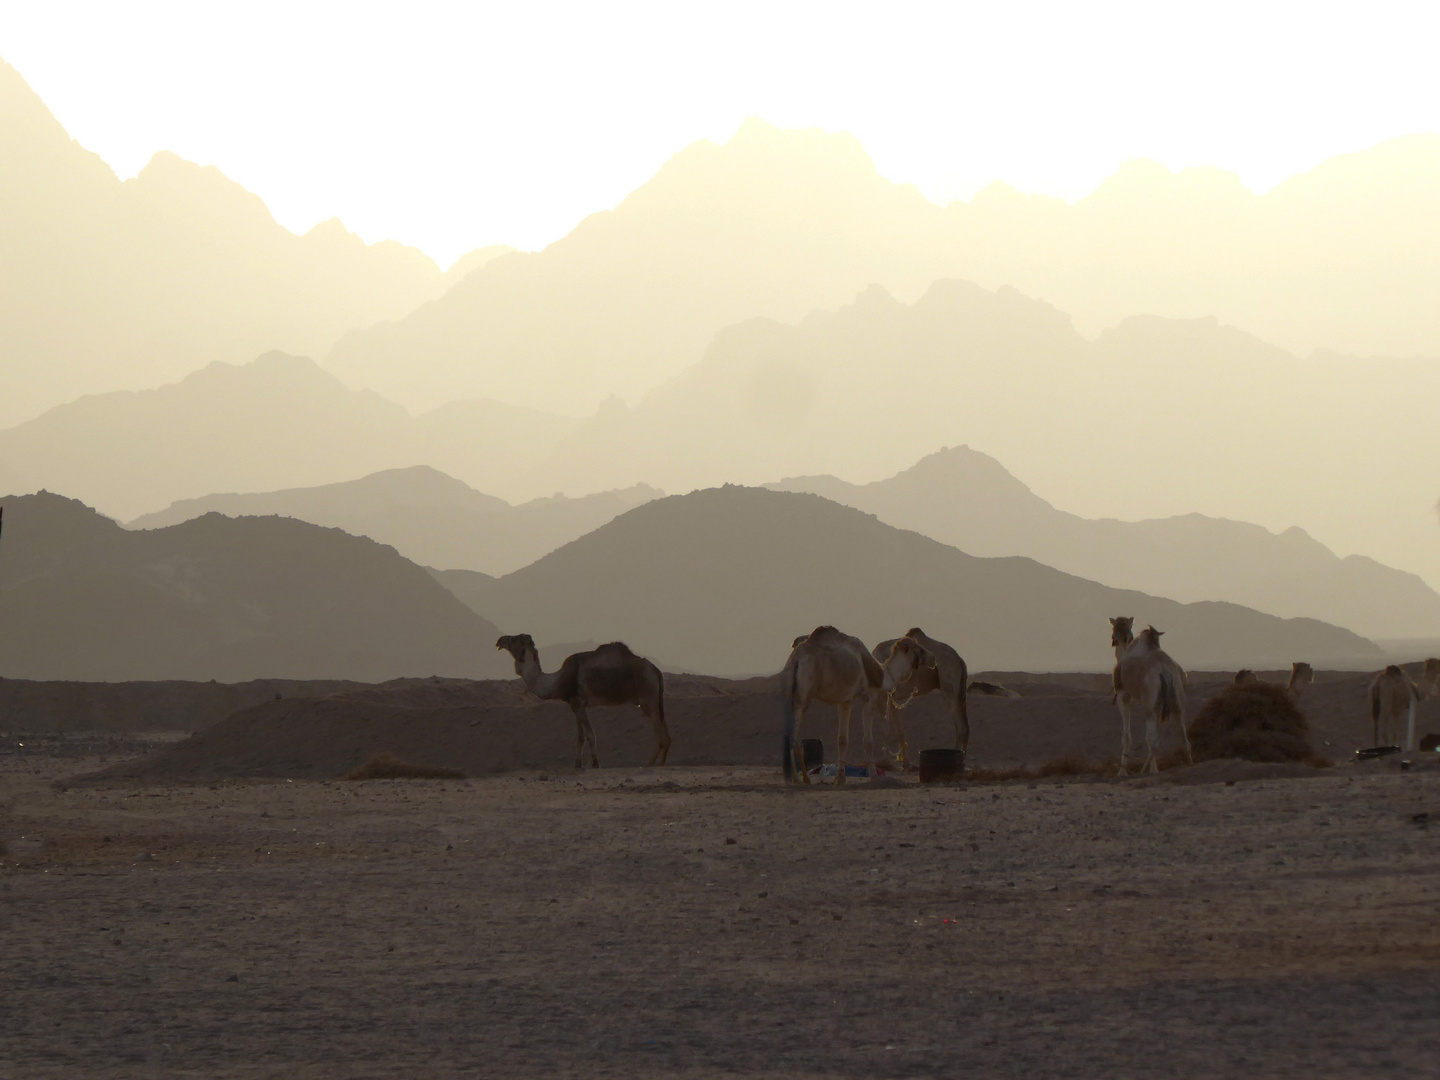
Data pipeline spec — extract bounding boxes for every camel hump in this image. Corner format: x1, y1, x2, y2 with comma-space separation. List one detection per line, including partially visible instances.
596, 641, 639, 657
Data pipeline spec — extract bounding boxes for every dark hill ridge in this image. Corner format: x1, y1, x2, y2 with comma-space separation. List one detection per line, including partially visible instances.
768, 446, 1440, 641
451, 486, 1381, 676
0, 491, 511, 682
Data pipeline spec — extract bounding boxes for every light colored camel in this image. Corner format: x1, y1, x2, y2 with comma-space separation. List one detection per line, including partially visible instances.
1421, 658, 1440, 698
875, 631, 1017, 768
496, 634, 669, 769
1368, 664, 1419, 751
781, 625, 885, 785
1112, 622, 1191, 774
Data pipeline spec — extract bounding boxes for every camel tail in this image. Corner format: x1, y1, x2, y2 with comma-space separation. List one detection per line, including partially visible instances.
968, 680, 1020, 699
781, 659, 799, 782
1155, 666, 1183, 725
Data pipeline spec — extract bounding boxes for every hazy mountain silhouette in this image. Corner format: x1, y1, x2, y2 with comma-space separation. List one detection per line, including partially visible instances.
129, 466, 662, 576
0, 353, 580, 519
768, 447, 1440, 640
523, 280, 1440, 597
0, 58, 511, 427
449, 486, 1380, 676
325, 117, 1440, 418
325, 118, 962, 412
0, 492, 511, 681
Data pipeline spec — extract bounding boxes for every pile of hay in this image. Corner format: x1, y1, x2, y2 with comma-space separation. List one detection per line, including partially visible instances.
344, 752, 465, 781
1186, 682, 1326, 766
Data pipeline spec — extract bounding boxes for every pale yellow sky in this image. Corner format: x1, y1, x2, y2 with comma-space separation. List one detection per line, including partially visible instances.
3, 0, 1438, 265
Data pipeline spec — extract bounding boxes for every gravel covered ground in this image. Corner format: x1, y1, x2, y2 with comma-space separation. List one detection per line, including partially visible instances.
4, 746, 1439, 1078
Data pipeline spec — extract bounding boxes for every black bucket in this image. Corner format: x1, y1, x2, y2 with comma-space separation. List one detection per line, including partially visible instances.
919, 748, 965, 783
802, 739, 825, 770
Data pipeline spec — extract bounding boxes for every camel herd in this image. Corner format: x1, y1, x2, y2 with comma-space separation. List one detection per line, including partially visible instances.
494, 628, 1440, 782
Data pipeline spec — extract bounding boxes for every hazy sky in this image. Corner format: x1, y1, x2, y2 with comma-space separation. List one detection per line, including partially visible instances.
5, 1, 1439, 265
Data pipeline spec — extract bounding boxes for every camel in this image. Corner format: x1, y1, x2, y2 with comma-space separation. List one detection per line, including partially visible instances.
1368, 664, 1419, 751
1287, 662, 1315, 698
874, 631, 1017, 768
1421, 658, 1440, 698
1111, 622, 1190, 774
1233, 669, 1258, 686
495, 634, 669, 770
781, 626, 885, 785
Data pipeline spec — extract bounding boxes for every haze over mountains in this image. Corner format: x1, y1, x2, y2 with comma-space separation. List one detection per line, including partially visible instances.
131, 466, 661, 577
0, 352, 578, 518
450, 486, 1380, 676
0, 59, 508, 427
327, 119, 1440, 419
0, 492, 511, 682
4, 52, 1440, 684
769, 447, 1440, 641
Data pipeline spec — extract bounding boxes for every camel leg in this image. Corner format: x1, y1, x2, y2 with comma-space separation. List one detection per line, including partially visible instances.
1116, 696, 1132, 773
835, 700, 851, 786
953, 689, 970, 755
642, 700, 671, 766
569, 702, 587, 769
793, 703, 811, 785
572, 702, 600, 769
1406, 699, 1416, 753
1179, 715, 1194, 765
1144, 713, 1160, 775
860, 692, 878, 780
884, 696, 909, 770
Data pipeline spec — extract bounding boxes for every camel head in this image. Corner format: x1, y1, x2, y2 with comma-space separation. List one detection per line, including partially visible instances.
1423, 658, 1440, 690
881, 637, 933, 694
1136, 626, 1164, 650
1233, 669, 1257, 686
495, 633, 538, 664
1109, 616, 1134, 648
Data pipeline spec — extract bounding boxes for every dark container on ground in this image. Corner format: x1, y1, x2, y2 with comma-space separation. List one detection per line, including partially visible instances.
919, 748, 964, 783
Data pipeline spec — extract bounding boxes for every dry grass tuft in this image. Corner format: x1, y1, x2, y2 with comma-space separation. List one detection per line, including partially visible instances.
344, 752, 466, 781
1187, 683, 1328, 766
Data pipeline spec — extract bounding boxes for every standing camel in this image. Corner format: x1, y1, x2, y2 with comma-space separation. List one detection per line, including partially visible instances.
1111, 622, 1191, 774
781, 626, 885, 784
875, 632, 1017, 768
496, 634, 669, 769
1368, 665, 1419, 751
1287, 662, 1315, 698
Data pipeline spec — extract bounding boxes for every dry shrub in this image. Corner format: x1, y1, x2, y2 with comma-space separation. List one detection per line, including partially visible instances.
344, 752, 465, 781
1187, 683, 1327, 766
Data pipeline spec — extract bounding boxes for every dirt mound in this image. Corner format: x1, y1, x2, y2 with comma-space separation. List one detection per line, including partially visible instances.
1187, 682, 1327, 766
344, 752, 465, 780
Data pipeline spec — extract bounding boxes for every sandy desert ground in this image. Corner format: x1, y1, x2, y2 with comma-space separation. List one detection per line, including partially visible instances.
3, 674, 1440, 1079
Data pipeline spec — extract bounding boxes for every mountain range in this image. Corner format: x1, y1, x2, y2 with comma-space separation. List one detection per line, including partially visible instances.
130, 466, 660, 576
518, 281, 1440, 593
325, 118, 1440, 420
769, 447, 1440, 641
0, 352, 579, 519
0, 58, 508, 428
0, 491, 511, 682
449, 486, 1381, 675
